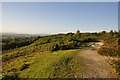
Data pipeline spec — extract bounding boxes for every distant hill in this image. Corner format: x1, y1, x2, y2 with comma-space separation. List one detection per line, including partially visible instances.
1, 33, 51, 39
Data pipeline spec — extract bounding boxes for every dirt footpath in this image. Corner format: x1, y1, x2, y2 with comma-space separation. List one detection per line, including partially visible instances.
77, 48, 118, 78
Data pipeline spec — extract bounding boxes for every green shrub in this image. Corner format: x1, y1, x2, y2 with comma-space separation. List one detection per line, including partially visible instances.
2, 37, 39, 51
47, 43, 59, 51
82, 37, 99, 42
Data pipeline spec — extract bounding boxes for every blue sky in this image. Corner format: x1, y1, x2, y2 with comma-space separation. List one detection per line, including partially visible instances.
0, 2, 2, 33
2, 2, 118, 34
1, 0, 120, 2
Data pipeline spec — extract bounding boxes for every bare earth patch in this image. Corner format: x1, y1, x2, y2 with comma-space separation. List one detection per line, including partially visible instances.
77, 47, 118, 78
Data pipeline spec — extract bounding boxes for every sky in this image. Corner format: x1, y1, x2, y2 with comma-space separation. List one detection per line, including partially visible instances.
0, 2, 2, 33
1, 2, 119, 34
1, 0, 120, 2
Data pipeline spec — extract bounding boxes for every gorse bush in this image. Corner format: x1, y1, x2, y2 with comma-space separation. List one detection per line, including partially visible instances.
82, 37, 99, 42
47, 43, 59, 51
98, 38, 119, 56
2, 37, 39, 51
98, 46, 118, 56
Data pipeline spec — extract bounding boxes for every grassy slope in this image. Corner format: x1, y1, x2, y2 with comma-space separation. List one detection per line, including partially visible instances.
2, 34, 87, 78
3, 49, 83, 78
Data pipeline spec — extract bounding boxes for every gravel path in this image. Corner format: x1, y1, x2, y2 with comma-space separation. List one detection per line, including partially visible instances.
77, 47, 118, 78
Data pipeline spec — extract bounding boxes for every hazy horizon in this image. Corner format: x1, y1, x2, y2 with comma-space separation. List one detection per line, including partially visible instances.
1, 28, 119, 35
2, 2, 118, 34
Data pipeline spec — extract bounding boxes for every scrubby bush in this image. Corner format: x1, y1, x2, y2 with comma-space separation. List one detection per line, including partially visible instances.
82, 37, 99, 42
47, 43, 59, 51
98, 46, 118, 56
2, 72, 19, 79
2, 37, 39, 51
